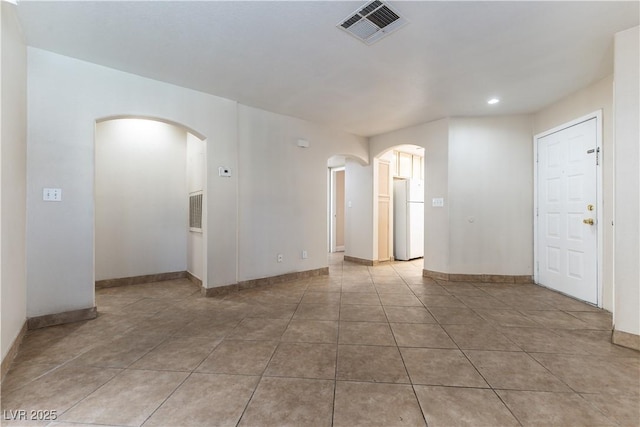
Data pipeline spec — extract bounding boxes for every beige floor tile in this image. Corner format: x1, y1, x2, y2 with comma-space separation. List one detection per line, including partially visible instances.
414, 386, 519, 427
464, 350, 571, 392
247, 303, 298, 319
306, 282, 342, 292
280, 319, 338, 343
129, 336, 221, 371
1, 365, 121, 414
12, 332, 103, 366
374, 284, 415, 295
341, 282, 376, 293
531, 353, 640, 395
497, 390, 616, 426
265, 342, 336, 379
121, 297, 176, 315
176, 318, 240, 338
340, 292, 381, 306
408, 284, 451, 296
521, 310, 591, 329
338, 322, 396, 346
226, 317, 289, 340
390, 323, 456, 348
333, 381, 425, 427
554, 328, 640, 358
443, 324, 520, 351
541, 294, 601, 312
59, 369, 188, 426
340, 304, 387, 322
384, 306, 436, 323
1, 362, 59, 392
474, 309, 540, 327
337, 344, 409, 383
566, 311, 612, 330
5, 274, 639, 427
401, 348, 488, 387
196, 340, 277, 375
498, 327, 588, 354
428, 307, 486, 325
292, 303, 340, 320
127, 315, 192, 336
301, 292, 341, 305
457, 295, 509, 309
580, 392, 640, 426
71, 333, 168, 368
95, 295, 145, 313
378, 293, 423, 306
239, 377, 334, 427
144, 373, 259, 427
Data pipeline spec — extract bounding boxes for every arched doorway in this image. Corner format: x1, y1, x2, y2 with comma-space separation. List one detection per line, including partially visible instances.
376, 145, 425, 263
94, 116, 207, 290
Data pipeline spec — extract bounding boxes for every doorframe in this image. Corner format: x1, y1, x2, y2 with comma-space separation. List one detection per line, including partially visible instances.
329, 166, 345, 253
533, 110, 603, 306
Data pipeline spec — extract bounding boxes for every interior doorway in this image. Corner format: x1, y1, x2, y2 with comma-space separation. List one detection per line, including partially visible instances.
94, 117, 207, 286
376, 145, 425, 263
534, 112, 602, 306
330, 167, 346, 252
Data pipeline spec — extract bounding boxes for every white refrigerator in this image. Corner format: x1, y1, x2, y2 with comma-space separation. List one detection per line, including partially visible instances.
393, 179, 424, 261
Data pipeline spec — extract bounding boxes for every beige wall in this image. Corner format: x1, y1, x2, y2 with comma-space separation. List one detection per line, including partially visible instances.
534, 76, 614, 310
613, 26, 639, 337
1, 2, 28, 362
236, 104, 367, 281
448, 116, 534, 275
95, 119, 188, 281
371, 117, 533, 277
26, 48, 239, 316
187, 132, 205, 281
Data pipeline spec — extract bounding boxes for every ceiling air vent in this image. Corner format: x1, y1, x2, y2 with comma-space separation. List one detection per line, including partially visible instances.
338, 0, 408, 45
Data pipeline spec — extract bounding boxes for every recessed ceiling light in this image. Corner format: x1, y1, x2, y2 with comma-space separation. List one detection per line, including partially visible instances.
487, 98, 500, 105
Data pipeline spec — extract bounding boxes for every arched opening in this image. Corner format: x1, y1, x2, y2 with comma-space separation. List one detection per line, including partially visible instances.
375, 145, 425, 263
327, 154, 368, 263
94, 117, 207, 293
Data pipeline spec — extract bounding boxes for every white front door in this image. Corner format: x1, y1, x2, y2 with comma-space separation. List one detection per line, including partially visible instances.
536, 117, 599, 305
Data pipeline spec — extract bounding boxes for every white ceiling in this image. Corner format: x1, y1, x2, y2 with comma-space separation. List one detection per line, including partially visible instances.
16, 1, 639, 137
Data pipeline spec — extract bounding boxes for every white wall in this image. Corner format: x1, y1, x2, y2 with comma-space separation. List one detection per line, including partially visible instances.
1, 2, 28, 362
187, 132, 205, 281
237, 105, 366, 280
95, 119, 188, 280
344, 159, 374, 261
448, 116, 533, 275
613, 26, 639, 337
534, 76, 614, 310
26, 48, 238, 317
369, 119, 450, 272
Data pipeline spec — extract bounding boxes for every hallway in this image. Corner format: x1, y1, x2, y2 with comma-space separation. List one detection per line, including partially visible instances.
1, 255, 638, 426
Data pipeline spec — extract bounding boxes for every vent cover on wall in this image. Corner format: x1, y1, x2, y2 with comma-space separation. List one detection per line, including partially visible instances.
338, 0, 408, 45
189, 192, 203, 231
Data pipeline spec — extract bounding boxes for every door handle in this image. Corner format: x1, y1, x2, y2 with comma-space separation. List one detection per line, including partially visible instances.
583, 218, 595, 225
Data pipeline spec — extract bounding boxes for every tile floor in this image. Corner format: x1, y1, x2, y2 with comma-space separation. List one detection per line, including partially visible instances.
2, 254, 639, 427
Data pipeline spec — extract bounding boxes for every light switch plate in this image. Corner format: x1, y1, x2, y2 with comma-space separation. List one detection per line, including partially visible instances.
432, 197, 444, 207
43, 188, 62, 202
218, 167, 232, 177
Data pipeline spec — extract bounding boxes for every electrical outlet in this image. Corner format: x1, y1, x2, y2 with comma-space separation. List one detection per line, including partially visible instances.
43, 188, 62, 201
302, 250, 308, 259
277, 254, 283, 263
